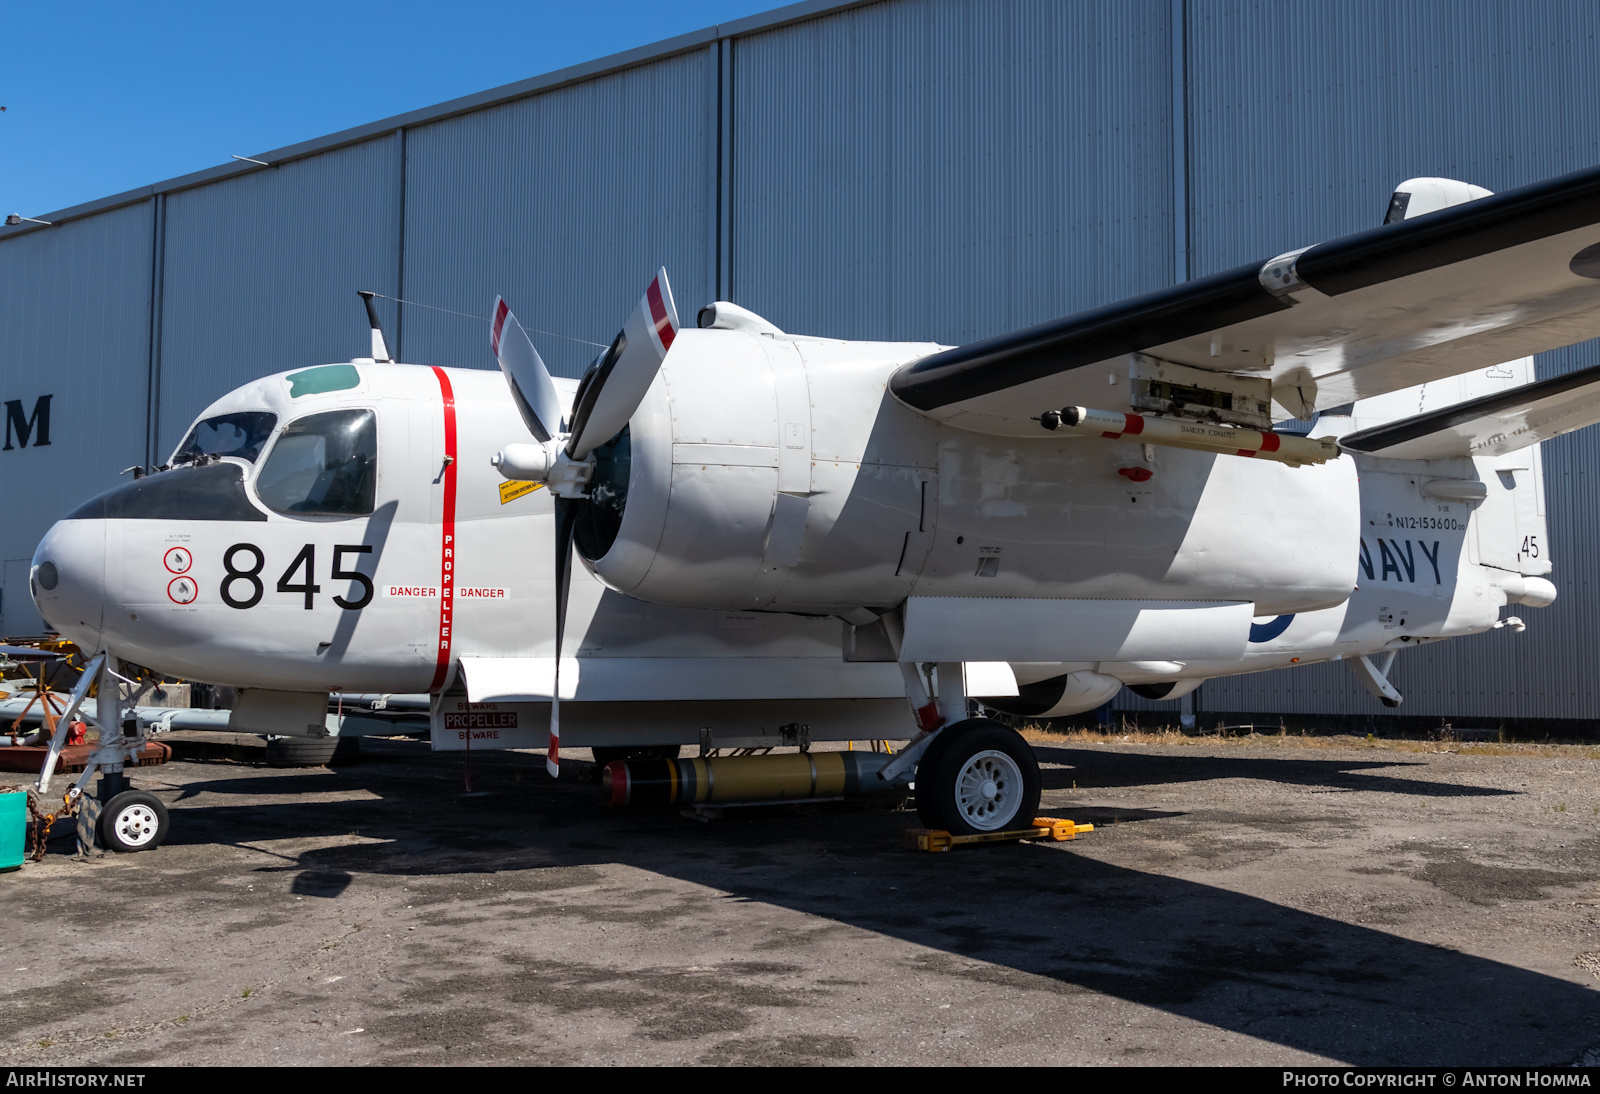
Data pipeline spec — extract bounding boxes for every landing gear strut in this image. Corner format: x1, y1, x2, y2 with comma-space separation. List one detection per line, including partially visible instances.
870, 639, 1045, 833
1349, 650, 1403, 707
37, 651, 171, 853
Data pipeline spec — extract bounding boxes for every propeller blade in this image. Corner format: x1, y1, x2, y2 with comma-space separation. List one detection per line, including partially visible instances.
565, 268, 679, 460
548, 495, 580, 778
492, 297, 564, 444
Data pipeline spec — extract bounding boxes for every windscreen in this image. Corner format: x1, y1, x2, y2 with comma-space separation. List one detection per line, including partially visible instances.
170, 412, 277, 466
255, 409, 377, 517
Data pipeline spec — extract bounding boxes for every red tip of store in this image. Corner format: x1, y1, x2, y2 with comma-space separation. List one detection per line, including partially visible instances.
602, 761, 629, 808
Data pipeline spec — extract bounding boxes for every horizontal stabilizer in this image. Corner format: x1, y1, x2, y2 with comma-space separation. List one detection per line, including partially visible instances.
1340, 359, 1600, 459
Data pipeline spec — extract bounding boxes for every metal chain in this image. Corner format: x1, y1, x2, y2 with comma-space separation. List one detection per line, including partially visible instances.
24, 788, 77, 862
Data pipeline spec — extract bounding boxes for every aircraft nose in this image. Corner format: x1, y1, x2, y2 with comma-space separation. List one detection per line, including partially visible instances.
30, 519, 106, 649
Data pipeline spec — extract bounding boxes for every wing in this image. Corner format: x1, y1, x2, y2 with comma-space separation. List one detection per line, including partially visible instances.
890, 164, 1600, 436
1340, 358, 1600, 460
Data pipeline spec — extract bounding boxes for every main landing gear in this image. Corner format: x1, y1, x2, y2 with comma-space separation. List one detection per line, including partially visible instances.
914, 718, 1041, 835
873, 645, 1045, 837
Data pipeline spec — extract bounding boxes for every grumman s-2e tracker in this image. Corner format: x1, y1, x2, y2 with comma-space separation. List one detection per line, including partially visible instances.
27, 166, 1600, 852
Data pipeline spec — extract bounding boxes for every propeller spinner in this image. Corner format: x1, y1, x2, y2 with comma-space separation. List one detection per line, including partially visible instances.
490, 269, 680, 776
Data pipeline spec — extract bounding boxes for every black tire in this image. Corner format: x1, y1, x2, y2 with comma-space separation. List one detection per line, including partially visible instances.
911, 717, 985, 826
591, 744, 681, 767
98, 790, 169, 853
265, 736, 358, 767
915, 720, 1041, 836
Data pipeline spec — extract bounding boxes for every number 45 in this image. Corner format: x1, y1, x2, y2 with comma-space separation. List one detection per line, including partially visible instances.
276, 544, 374, 609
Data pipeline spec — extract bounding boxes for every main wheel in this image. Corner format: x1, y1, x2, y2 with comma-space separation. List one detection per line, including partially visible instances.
915, 720, 1040, 835
98, 790, 169, 853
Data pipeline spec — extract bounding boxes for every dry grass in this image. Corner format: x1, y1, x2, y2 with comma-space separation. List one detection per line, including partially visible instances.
1018, 724, 1600, 760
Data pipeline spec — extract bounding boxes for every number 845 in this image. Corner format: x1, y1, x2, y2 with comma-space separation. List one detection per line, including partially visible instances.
220, 542, 373, 610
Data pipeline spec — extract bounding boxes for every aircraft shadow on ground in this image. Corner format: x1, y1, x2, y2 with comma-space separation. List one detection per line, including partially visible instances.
1034, 744, 1517, 798
153, 744, 1593, 1065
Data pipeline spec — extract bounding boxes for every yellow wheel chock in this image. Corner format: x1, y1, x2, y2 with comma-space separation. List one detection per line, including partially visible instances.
905, 816, 1094, 852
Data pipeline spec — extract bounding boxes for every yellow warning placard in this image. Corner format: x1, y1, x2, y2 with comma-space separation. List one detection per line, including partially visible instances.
498, 479, 542, 504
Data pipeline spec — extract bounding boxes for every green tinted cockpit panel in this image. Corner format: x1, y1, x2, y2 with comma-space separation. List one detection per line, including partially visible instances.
286, 364, 361, 398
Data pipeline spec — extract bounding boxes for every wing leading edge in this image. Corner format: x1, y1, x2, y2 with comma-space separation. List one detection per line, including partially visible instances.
891, 164, 1600, 437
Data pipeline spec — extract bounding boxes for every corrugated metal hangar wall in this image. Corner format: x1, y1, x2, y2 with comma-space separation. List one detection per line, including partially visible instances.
3, 0, 1598, 721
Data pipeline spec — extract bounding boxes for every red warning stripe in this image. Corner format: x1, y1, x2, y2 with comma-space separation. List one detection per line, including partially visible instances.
646, 277, 675, 352
1101, 412, 1146, 440
1237, 432, 1279, 458
428, 366, 458, 693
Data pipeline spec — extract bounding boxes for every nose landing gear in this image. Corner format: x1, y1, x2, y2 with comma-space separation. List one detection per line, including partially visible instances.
36, 650, 173, 854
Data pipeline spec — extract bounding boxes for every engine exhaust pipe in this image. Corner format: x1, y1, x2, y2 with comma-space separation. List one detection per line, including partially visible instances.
603, 750, 909, 808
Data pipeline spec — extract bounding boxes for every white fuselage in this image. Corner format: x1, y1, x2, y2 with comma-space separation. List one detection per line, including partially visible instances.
29, 340, 1550, 733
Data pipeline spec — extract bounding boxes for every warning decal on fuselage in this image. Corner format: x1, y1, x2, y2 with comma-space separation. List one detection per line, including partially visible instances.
499, 479, 541, 504
385, 585, 440, 598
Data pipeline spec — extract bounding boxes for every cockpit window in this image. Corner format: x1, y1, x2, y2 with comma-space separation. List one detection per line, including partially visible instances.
171, 412, 277, 466
255, 409, 377, 517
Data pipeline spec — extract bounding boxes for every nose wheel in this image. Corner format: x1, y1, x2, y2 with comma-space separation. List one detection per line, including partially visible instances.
914, 719, 1041, 836
98, 790, 170, 853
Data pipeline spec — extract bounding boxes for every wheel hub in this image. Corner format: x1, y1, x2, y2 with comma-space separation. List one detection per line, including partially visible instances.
114, 805, 159, 847
954, 749, 1024, 831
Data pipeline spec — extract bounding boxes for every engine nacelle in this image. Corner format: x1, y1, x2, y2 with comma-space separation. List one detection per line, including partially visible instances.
585, 329, 827, 608
579, 328, 1364, 634
980, 670, 1125, 718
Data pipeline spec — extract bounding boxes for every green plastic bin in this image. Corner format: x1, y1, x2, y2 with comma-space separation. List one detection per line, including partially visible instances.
0, 790, 25, 871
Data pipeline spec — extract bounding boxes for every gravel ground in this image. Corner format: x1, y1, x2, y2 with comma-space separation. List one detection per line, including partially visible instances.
2, 733, 1598, 1066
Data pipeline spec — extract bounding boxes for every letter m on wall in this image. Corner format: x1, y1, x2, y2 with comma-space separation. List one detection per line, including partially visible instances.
3, 395, 51, 450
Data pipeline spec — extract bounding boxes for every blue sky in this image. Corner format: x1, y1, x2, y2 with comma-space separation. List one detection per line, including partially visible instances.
1, 0, 783, 218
